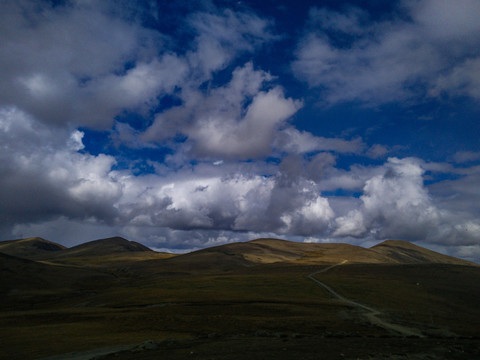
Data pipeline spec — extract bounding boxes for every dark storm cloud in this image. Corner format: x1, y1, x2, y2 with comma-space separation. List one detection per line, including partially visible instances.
0, 108, 121, 234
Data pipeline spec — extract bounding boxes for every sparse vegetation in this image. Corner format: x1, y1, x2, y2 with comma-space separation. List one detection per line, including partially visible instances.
0, 237, 479, 359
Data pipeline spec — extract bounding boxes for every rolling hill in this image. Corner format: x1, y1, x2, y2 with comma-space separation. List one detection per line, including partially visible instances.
50, 236, 153, 258
0, 237, 66, 259
1, 236, 479, 360
370, 239, 472, 265
153, 238, 476, 268
126, 238, 476, 277
0, 236, 173, 266
1, 237, 475, 268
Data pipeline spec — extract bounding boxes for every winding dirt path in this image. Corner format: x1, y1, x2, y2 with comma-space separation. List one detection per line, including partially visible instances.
307, 260, 425, 338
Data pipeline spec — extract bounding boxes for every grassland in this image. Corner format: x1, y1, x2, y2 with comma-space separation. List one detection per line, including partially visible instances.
1, 238, 479, 359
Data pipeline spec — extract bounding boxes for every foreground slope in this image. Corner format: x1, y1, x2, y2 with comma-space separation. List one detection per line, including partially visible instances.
0, 252, 115, 310
1, 237, 479, 360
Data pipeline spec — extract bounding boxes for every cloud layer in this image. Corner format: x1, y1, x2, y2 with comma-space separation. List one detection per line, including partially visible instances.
1, 0, 480, 262
292, 0, 480, 104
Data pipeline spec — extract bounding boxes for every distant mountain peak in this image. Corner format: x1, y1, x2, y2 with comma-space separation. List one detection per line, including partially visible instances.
371, 239, 475, 266
373, 239, 421, 248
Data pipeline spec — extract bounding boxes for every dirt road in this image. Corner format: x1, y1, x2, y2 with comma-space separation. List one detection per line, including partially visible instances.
37, 345, 137, 360
307, 261, 425, 338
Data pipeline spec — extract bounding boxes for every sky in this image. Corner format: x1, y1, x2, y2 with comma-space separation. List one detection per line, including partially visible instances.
1, 0, 480, 262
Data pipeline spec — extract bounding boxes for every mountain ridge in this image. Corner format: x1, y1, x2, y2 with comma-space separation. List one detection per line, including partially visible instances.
0, 237, 66, 259
0, 236, 476, 266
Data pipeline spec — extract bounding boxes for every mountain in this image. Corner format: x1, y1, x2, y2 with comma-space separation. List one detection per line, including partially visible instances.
37, 236, 173, 267
0, 237, 66, 259
370, 240, 474, 265
178, 238, 475, 266
130, 238, 475, 276
2, 237, 479, 359
52, 236, 153, 258
1, 236, 475, 268
246, 238, 393, 264
0, 236, 174, 267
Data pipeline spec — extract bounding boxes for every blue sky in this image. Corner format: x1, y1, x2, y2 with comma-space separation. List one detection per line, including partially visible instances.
1, 0, 480, 261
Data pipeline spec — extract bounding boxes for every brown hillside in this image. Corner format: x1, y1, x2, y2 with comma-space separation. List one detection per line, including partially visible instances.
371, 240, 476, 266
46, 236, 153, 258
169, 238, 476, 269
130, 238, 469, 276
0, 237, 66, 259
246, 238, 394, 264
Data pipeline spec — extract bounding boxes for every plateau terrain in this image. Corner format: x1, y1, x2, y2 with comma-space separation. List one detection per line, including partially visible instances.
1, 237, 479, 359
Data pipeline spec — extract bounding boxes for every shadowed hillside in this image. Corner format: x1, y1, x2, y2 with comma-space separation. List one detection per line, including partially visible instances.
0, 237, 66, 259
0, 237, 174, 267
134, 238, 475, 270
0, 252, 115, 311
370, 240, 473, 265
1, 236, 479, 360
1, 237, 476, 269
52, 237, 153, 257
126, 238, 476, 277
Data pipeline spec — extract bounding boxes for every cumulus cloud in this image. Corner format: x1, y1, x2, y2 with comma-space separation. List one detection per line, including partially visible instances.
115, 156, 335, 237
0, 1, 274, 129
143, 62, 303, 159
333, 157, 480, 246
0, 107, 121, 237
1, 0, 479, 260
0, 0, 170, 127
0, 106, 333, 240
292, 0, 480, 104
4, 108, 480, 251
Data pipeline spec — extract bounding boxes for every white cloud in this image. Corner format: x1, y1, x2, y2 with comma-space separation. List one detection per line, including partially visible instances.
3, 110, 480, 251
144, 62, 303, 159
0, 0, 166, 127
452, 150, 480, 163
0, 107, 121, 234
0, 1, 275, 129
430, 58, 480, 99
68, 130, 85, 151
333, 157, 441, 239
292, 0, 480, 104
331, 157, 480, 247
1, 0, 479, 260
409, 0, 480, 41
187, 9, 275, 77
275, 127, 365, 154
191, 87, 301, 159
366, 144, 390, 159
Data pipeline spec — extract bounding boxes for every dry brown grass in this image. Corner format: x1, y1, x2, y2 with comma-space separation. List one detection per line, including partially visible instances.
1, 239, 479, 360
